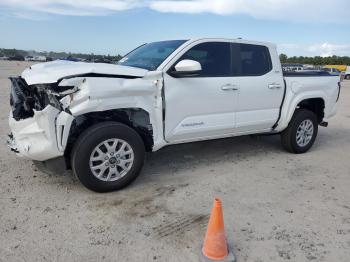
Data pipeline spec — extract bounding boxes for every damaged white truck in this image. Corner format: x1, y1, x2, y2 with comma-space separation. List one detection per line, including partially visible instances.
8, 38, 340, 192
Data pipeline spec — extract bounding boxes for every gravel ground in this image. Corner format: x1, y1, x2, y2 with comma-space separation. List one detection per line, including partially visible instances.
0, 61, 349, 262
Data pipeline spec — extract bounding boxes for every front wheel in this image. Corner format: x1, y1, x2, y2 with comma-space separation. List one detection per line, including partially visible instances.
281, 109, 318, 154
71, 122, 145, 192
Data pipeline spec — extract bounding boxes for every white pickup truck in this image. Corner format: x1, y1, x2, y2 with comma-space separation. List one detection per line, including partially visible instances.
8, 38, 340, 192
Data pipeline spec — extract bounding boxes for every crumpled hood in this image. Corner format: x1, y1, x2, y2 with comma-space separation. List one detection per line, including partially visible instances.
21, 60, 148, 85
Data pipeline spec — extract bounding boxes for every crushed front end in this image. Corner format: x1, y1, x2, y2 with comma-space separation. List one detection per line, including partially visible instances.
7, 77, 73, 161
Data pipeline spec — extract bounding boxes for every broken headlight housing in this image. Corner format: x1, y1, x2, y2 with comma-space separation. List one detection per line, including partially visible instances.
9, 77, 72, 121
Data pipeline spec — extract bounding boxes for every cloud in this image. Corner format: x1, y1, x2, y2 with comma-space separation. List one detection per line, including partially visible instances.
150, 0, 349, 24
308, 43, 350, 57
279, 43, 350, 57
0, 0, 146, 16
0, 0, 349, 24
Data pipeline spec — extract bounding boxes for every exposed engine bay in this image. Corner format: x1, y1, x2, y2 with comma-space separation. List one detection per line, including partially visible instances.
10, 77, 64, 121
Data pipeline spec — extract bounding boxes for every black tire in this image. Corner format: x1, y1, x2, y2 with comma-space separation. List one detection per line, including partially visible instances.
71, 122, 145, 192
281, 109, 318, 154
346, 75, 350, 80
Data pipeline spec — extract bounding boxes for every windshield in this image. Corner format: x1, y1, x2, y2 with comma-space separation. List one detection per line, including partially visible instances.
117, 40, 187, 70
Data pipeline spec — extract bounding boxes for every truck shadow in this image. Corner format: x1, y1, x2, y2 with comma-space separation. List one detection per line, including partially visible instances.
137, 134, 282, 182
136, 126, 350, 186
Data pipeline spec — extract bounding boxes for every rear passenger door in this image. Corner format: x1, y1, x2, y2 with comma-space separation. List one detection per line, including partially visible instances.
231, 43, 285, 132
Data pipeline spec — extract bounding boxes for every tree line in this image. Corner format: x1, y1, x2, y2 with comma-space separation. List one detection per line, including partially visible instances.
0, 48, 123, 62
279, 54, 350, 65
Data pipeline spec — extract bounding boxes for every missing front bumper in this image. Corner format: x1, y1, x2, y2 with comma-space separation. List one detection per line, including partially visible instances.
8, 105, 74, 161
8, 106, 62, 161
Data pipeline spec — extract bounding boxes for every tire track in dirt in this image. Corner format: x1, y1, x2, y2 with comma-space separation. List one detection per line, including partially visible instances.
152, 214, 209, 239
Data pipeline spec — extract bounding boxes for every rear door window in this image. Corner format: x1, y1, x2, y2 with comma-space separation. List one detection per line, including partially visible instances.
231, 43, 272, 76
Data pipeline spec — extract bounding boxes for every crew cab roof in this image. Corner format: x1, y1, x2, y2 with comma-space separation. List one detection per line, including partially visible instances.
186, 38, 276, 48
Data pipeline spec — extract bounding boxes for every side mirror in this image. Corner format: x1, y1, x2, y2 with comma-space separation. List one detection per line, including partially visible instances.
169, 59, 202, 77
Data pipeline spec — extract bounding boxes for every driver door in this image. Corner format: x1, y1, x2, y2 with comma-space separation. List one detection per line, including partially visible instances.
163, 41, 238, 143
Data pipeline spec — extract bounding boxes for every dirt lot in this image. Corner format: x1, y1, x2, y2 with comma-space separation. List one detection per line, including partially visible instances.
0, 60, 349, 262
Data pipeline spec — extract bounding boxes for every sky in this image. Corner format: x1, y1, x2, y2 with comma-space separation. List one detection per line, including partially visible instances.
0, 0, 349, 57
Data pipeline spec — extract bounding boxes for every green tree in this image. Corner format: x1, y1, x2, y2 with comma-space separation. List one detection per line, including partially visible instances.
279, 53, 288, 63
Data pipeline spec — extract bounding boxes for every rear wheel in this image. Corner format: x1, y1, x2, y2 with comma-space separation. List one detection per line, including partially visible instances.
71, 122, 145, 192
281, 109, 318, 154
346, 74, 350, 80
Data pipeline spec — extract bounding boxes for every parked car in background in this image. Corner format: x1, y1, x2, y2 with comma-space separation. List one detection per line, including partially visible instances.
93, 58, 113, 64
8, 55, 24, 61
25, 55, 47, 62
64, 56, 80, 62
8, 38, 341, 192
322, 67, 341, 76
282, 63, 304, 72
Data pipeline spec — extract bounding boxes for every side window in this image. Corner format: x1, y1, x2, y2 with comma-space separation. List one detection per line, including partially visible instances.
231, 43, 272, 76
178, 42, 231, 77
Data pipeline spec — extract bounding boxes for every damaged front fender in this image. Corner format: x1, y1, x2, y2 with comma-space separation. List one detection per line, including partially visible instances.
63, 73, 165, 150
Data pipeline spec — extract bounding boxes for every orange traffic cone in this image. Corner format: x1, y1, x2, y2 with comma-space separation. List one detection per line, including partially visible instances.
202, 198, 235, 261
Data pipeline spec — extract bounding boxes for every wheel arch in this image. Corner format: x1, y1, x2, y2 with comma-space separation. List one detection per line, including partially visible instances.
64, 108, 154, 168
296, 97, 325, 123
276, 93, 327, 132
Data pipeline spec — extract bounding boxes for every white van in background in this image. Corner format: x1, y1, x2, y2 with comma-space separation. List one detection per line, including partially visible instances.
24, 56, 47, 62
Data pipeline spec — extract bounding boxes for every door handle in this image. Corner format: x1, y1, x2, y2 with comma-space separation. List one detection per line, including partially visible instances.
268, 83, 282, 89
221, 84, 239, 91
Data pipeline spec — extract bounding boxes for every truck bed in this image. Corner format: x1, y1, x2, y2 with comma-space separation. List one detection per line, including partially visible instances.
281, 72, 340, 126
